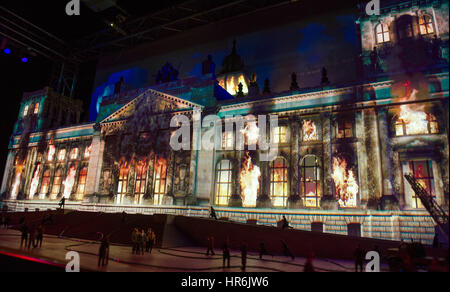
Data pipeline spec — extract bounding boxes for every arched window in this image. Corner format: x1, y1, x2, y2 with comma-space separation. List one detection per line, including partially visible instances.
51, 169, 63, 199
419, 15, 434, 35
40, 169, 51, 198
58, 149, 66, 161
134, 163, 147, 205
116, 167, 129, 204
300, 155, 321, 208
34, 103, 40, 114
270, 157, 289, 207
397, 16, 414, 40
376, 23, 390, 43
23, 105, 29, 117
215, 160, 233, 206
153, 157, 167, 205
76, 167, 87, 201
70, 148, 79, 160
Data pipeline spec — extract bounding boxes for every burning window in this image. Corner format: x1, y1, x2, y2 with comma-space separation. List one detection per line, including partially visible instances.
57, 149, 66, 161
40, 169, 51, 199
84, 144, 92, 160
62, 165, 77, 199
34, 103, 40, 114
217, 73, 248, 96
395, 107, 439, 136
76, 167, 87, 201
239, 152, 261, 208
47, 144, 56, 162
215, 160, 233, 206
10, 170, 22, 200
302, 120, 318, 141
29, 164, 41, 199
376, 23, 390, 44
407, 160, 436, 209
331, 156, 358, 208
273, 126, 288, 144
70, 148, 79, 160
153, 157, 167, 205
300, 155, 321, 208
23, 105, 29, 117
270, 157, 288, 207
419, 15, 434, 35
116, 166, 129, 204
222, 131, 234, 150
134, 162, 147, 205
241, 121, 260, 146
336, 120, 353, 139
51, 169, 63, 199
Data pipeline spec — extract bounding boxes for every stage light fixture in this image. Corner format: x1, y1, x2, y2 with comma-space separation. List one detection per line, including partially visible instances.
21, 57, 28, 63
3, 48, 11, 54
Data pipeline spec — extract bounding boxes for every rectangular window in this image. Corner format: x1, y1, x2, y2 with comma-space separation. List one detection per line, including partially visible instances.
116, 168, 129, 204
273, 126, 287, 144
408, 160, 435, 209
134, 164, 147, 205
222, 131, 234, 150
336, 120, 353, 139
270, 158, 289, 207
153, 157, 167, 205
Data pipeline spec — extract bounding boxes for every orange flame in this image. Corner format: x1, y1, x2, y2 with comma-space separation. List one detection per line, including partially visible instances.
11, 167, 23, 200
240, 121, 260, 145
331, 156, 358, 207
84, 144, 92, 159
62, 165, 77, 199
396, 86, 438, 136
29, 164, 41, 199
303, 120, 318, 141
239, 152, 261, 207
47, 143, 56, 161
219, 74, 248, 96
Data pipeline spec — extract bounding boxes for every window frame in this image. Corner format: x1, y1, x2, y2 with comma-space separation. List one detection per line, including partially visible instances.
214, 159, 233, 206
300, 155, 321, 208
270, 157, 289, 208
418, 14, 434, 35
408, 160, 436, 209
376, 23, 390, 44
153, 157, 168, 205
116, 167, 129, 204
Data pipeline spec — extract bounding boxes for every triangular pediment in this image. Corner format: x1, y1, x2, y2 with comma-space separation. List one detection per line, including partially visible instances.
101, 88, 202, 124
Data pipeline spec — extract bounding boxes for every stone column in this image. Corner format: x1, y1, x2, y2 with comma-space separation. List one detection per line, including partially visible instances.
1, 151, 15, 194
85, 128, 105, 198
288, 117, 302, 208
365, 108, 383, 209
376, 108, 399, 210
188, 113, 201, 205
321, 112, 338, 209
355, 110, 369, 209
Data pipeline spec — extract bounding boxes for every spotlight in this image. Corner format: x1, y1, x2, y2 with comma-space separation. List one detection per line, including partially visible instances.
3, 48, 11, 54
21, 57, 28, 63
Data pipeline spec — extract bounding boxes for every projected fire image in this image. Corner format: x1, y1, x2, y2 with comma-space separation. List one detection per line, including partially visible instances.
240, 152, 261, 208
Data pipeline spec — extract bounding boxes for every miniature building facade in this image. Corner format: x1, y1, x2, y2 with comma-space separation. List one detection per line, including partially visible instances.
1, 0, 449, 244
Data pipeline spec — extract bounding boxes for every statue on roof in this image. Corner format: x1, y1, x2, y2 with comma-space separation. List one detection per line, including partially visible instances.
220, 40, 245, 74
156, 62, 179, 84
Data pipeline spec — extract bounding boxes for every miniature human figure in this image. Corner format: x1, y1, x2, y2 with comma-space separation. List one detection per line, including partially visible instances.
36, 224, 44, 248
121, 211, 127, 224
131, 228, 139, 254
206, 235, 215, 256
145, 228, 152, 253
354, 244, 365, 272
259, 242, 272, 259
432, 35, 442, 61
210, 206, 218, 220
281, 240, 295, 260
222, 240, 231, 268
20, 224, 28, 248
27, 226, 36, 249
139, 228, 146, 255
58, 197, 65, 210
98, 235, 110, 267
281, 215, 290, 230
241, 242, 248, 271
304, 253, 315, 272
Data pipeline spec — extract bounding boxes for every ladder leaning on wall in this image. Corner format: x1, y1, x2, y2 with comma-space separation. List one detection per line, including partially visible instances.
404, 174, 449, 244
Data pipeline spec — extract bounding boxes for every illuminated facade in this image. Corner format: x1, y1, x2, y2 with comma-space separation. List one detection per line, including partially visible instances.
1, 0, 449, 244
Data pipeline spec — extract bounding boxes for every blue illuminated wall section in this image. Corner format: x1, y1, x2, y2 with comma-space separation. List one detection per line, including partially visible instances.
90, 5, 358, 121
